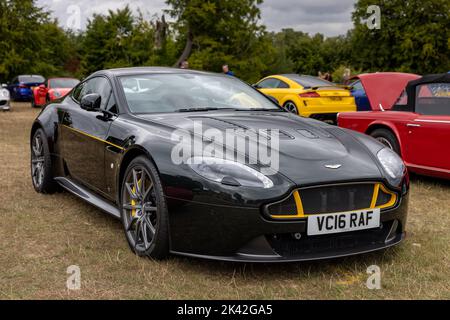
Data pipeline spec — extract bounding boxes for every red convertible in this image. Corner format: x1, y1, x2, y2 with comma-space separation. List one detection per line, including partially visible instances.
31, 77, 79, 108
339, 73, 450, 180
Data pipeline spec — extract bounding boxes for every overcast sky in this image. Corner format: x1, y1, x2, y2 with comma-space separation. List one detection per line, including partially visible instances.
36, 0, 356, 37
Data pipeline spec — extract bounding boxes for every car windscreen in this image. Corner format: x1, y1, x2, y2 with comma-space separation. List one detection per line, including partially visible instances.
49, 79, 79, 89
119, 73, 280, 114
285, 75, 334, 88
19, 76, 45, 83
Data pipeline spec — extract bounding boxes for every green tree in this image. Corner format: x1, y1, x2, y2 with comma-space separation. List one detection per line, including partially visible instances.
351, 0, 450, 74
0, 0, 73, 81
165, 0, 273, 82
80, 6, 156, 75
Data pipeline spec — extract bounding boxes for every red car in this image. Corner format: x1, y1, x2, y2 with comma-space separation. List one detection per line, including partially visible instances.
31, 77, 79, 108
339, 73, 450, 180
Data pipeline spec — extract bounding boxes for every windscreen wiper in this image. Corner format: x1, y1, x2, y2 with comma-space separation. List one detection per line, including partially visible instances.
176, 107, 220, 112
176, 107, 242, 113
233, 108, 285, 112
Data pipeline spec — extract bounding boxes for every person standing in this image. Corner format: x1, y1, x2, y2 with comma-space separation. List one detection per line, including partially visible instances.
342, 68, 351, 85
179, 60, 189, 69
222, 64, 235, 76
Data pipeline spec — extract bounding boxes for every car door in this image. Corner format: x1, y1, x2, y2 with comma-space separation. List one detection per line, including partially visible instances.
405, 83, 450, 171
60, 76, 115, 195
8, 77, 18, 99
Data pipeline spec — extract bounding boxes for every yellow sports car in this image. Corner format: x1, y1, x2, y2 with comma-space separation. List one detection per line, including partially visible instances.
254, 74, 356, 122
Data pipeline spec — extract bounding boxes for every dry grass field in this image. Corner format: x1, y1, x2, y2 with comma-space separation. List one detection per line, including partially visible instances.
0, 102, 449, 300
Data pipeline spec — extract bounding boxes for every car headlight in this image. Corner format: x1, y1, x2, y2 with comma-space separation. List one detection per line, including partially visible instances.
0, 89, 9, 98
188, 157, 274, 188
377, 148, 405, 187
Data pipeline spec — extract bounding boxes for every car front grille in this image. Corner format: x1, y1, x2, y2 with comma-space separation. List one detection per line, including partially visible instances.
266, 183, 398, 219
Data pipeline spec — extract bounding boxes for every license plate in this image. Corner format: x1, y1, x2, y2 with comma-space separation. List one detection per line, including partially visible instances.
307, 209, 380, 236
329, 97, 342, 101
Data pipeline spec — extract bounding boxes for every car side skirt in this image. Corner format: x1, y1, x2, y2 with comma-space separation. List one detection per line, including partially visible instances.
55, 177, 121, 219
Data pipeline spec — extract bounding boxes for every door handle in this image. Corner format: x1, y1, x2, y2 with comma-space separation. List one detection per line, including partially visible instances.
406, 123, 421, 127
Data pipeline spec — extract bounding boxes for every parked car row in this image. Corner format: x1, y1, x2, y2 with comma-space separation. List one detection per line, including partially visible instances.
6, 70, 449, 183
3, 75, 79, 110
253, 71, 449, 181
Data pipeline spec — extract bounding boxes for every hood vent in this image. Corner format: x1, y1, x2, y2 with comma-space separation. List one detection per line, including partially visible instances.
296, 129, 319, 139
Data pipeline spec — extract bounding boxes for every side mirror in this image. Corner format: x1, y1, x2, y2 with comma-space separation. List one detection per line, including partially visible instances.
80, 93, 101, 111
252, 84, 261, 89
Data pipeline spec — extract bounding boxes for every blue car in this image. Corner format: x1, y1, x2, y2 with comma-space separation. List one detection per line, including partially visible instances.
7, 75, 45, 101
349, 79, 371, 111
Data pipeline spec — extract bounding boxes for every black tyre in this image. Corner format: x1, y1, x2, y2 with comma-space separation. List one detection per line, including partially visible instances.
283, 101, 299, 115
370, 128, 400, 155
31, 128, 58, 193
120, 156, 169, 260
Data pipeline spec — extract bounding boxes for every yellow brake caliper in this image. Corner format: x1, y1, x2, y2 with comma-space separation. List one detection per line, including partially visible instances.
131, 179, 142, 218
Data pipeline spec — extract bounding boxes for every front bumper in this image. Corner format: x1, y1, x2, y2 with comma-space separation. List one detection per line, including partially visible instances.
0, 99, 10, 111
167, 188, 409, 262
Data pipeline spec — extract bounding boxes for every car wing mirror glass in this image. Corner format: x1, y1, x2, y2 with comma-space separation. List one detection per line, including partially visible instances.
80, 93, 102, 111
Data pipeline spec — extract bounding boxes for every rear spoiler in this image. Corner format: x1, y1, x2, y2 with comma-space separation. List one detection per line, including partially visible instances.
305, 85, 353, 91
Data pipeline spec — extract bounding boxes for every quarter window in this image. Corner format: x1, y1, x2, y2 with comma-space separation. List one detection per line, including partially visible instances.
416, 83, 450, 116
277, 80, 290, 89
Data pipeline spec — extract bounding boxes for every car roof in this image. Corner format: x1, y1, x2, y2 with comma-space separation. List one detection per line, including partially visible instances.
93, 67, 217, 78
48, 77, 79, 80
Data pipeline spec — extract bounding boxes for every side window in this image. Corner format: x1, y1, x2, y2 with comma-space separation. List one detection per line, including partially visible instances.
79, 77, 112, 110
258, 78, 281, 89
416, 83, 450, 116
105, 92, 118, 114
351, 80, 364, 91
72, 82, 85, 102
277, 80, 290, 89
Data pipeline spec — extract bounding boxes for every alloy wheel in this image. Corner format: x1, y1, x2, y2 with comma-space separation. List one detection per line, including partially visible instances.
122, 166, 158, 252
31, 134, 45, 188
284, 101, 298, 114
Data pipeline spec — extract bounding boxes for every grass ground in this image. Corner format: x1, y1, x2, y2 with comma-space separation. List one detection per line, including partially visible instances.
0, 102, 449, 300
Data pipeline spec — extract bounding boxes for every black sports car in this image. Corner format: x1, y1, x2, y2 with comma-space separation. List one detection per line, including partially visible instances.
31, 67, 409, 262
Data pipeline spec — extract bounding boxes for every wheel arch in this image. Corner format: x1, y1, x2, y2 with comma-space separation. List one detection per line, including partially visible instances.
366, 122, 404, 157
117, 146, 160, 201
30, 121, 43, 142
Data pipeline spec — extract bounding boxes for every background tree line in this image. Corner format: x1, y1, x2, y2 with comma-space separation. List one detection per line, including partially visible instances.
0, 0, 449, 84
